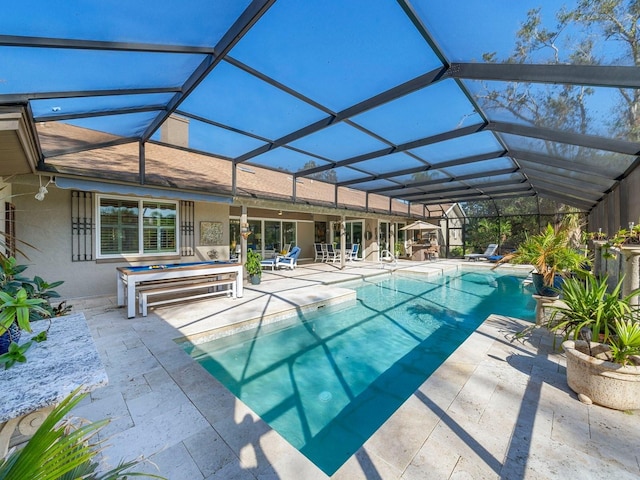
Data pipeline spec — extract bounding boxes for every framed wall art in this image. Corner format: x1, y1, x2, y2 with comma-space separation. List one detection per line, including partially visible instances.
200, 221, 223, 245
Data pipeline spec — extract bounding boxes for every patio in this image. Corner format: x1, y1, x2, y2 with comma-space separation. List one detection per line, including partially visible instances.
69, 260, 640, 479
1, 2, 640, 478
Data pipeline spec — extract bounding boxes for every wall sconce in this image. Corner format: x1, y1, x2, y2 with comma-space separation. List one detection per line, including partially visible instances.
278, 210, 282, 216
35, 176, 54, 201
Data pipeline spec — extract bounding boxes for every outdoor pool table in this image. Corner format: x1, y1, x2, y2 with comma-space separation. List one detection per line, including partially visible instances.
116, 261, 243, 318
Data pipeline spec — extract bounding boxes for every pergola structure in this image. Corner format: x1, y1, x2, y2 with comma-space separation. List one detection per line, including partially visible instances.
1, 0, 639, 223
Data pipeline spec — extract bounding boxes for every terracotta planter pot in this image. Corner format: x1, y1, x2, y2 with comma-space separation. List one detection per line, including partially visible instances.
562, 340, 640, 410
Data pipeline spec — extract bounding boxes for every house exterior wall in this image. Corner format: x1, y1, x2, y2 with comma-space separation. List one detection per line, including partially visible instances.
12, 177, 111, 299
296, 221, 314, 260
363, 218, 378, 261
193, 200, 231, 261
8, 172, 457, 300
11, 175, 234, 299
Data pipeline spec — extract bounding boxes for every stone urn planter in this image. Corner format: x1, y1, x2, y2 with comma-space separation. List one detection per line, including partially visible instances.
562, 340, 640, 410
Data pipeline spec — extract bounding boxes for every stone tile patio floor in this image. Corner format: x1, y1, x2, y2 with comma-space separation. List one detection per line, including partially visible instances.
69, 260, 640, 479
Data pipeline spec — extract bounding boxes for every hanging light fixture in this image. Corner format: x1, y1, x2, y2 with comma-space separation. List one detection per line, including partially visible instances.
35, 176, 54, 201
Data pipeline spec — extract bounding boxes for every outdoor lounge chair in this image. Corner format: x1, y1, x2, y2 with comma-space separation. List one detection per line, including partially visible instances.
347, 243, 360, 261
261, 246, 301, 270
464, 244, 498, 261
275, 246, 301, 269
320, 243, 329, 262
260, 257, 278, 270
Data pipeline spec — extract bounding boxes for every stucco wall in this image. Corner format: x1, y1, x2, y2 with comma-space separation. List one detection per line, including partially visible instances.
296, 221, 314, 260
13, 177, 107, 299
11, 176, 233, 299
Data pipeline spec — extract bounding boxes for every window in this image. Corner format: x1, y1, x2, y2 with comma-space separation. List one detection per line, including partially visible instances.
97, 195, 178, 258
231, 217, 298, 258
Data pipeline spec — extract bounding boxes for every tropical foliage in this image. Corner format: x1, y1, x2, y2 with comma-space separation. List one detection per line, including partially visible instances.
245, 249, 263, 277
0, 389, 165, 480
548, 275, 640, 344
0, 255, 66, 335
608, 318, 640, 365
0, 255, 69, 367
496, 222, 588, 286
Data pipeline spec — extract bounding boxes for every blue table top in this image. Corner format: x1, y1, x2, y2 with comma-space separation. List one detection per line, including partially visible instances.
122, 261, 236, 272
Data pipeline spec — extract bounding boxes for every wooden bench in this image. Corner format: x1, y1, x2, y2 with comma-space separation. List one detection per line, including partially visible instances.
138, 276, 236, 317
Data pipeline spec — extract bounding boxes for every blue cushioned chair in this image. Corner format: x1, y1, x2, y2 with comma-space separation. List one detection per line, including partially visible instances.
275, 246, 301, 269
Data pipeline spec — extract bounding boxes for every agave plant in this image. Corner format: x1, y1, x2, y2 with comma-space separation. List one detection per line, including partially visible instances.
548, 274, 640, 344
0, 389, 165, 480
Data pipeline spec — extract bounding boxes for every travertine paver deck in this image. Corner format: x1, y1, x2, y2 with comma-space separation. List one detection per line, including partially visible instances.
68, 260, 640, 479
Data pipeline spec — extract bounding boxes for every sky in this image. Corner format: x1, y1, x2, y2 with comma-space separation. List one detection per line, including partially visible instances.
1, 0, 633, 183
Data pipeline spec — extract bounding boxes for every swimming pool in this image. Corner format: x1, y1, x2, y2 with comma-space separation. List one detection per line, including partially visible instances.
184, 268, 535, 475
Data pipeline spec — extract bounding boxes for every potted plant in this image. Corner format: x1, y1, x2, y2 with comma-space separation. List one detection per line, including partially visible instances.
245, 249, 263, 285
560, 318, 640, 410
394, 241, 404, 258
547, 274, 639, 345
0, 255, 68, 361
546, 274, 640, 410
494, 223, 589, 296
599, 223, 640, 259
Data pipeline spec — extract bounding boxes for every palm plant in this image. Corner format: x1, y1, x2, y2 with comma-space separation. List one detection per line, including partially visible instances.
0, 389, 165, 480
496, 223, 588, 287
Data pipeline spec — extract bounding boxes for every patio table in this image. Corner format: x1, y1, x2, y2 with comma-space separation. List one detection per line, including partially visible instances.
116, 261, 244, 318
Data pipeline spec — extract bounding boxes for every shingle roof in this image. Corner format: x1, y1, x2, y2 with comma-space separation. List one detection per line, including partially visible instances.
3, 1, 639, 215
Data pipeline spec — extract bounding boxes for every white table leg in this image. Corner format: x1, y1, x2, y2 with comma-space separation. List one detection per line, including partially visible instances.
116, 271, 125, 306
127, 280, 136, 318
236, 271, 243, 298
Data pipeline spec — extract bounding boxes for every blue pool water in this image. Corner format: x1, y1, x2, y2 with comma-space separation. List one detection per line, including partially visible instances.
184, 269, 535, 475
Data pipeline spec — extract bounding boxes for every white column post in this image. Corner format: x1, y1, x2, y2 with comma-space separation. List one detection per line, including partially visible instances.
340, 215, 346, 269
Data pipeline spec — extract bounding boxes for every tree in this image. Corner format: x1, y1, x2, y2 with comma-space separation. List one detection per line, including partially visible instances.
301, 160, 338, 183
472, 1, 638, 248
480, 1, 640, 142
